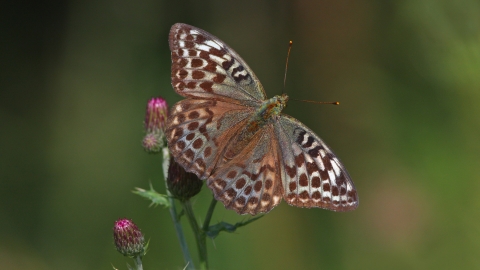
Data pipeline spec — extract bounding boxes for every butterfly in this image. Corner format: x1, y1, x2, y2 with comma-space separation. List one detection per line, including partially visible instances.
166, 23, 358, 215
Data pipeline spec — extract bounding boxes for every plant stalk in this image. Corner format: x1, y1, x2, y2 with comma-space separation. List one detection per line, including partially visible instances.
162, 148, 195, 270
134, 256, 143, 270
202, 197, 217, 231
183, 200, 208, 270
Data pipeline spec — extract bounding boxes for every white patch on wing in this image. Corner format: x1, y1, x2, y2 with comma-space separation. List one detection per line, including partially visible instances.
328, 170, 336, 182
196, 44, 210, 52
299, 133, 308, 145
315, 154, 325, 171
331, 160, 341, 177
273, 195, 281, 204
204, 40, 222, 50
229, 60, 241, 71
208, 54, 225, 65
215, 66, 227, 75
297, 186, 309, 193
237, 70, 248, 76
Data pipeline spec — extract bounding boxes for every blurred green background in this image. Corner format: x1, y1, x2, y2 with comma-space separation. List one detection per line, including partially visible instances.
2, 0, 480, 269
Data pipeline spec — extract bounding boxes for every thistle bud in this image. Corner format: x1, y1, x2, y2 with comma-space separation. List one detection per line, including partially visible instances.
144, 97, 168, 133
113, 218, 145, 257
167, 157, 203, 201
143, 97, 168, 153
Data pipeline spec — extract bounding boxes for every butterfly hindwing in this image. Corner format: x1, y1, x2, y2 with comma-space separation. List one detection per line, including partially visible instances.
275, 115, 359, 212
207, 125, 284, 215
169, 23, 266, 106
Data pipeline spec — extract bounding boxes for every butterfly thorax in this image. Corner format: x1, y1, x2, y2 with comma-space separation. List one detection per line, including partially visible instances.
223, 94, 289, 160
256, 94, 289, 123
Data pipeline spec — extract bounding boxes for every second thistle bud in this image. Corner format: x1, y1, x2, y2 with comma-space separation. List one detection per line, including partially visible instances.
144, 97, 168, 133
167, 157, 203, 201
113, 218, 146, 258
143, 97, 168, 153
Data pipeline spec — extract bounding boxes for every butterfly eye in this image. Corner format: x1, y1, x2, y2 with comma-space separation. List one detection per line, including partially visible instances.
280, 95, 288, 109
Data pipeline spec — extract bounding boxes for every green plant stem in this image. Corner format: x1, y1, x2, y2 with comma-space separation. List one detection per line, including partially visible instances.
162, 148, 195, 270
134, 256, 143, 270
183, 200, 208, 270
202, 197, 217, 231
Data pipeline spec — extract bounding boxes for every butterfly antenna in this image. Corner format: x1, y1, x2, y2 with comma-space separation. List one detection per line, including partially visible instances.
283, 40, 339, 106
291, 98, 340, 105
283, 40, 293, 93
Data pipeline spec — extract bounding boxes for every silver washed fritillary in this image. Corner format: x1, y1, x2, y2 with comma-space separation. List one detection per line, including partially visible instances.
166, 23, 359, 215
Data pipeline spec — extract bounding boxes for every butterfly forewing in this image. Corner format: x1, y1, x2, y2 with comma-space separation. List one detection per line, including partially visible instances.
167, 23, 358, 215
275, 115, 358, 211
169, 23, 266, 106
166, 99, 253, 179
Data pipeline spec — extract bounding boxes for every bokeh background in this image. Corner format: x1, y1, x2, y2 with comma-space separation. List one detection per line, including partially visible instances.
2, 0, 480, 269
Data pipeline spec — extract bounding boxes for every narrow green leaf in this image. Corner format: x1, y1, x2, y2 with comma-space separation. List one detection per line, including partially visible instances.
133, 184, 170, 208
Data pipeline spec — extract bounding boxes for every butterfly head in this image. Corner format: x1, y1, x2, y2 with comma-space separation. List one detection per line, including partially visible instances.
274, 93, 289, 112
